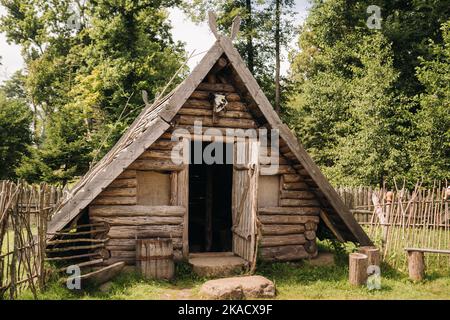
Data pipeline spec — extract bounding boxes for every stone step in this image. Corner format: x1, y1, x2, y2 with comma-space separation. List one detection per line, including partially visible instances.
188, 253, 248, 278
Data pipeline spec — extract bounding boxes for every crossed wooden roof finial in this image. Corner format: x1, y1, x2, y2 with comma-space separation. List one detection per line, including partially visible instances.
208, 11, 241, 41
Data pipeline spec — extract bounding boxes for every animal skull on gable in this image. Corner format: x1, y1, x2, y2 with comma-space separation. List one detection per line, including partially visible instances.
212, 94, 228, 113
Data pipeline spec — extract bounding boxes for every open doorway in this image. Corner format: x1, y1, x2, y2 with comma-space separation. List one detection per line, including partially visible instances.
188, 141, 233, 253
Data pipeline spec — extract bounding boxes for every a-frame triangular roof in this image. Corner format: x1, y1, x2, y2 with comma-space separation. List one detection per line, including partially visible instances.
48, 29, 372, 246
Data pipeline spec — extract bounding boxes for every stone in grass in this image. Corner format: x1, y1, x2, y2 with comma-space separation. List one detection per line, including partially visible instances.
200, 276, 276, 300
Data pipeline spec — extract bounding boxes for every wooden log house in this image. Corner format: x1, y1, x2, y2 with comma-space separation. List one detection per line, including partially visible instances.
46, 14, 372, 271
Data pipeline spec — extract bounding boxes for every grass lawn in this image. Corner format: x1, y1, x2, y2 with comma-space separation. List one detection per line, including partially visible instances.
17, 241, 450, 300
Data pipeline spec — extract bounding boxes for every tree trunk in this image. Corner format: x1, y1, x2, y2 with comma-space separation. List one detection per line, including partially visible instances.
274, 0, 281, 114
245, 0, 254, 73
407, 251, 425, 281
349, 253, 368, 286
358, 246, 380, 266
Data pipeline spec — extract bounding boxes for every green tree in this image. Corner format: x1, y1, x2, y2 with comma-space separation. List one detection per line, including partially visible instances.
1, 0, 187, 184
288, 0, 450, 186
0, 89, 33, 179
409, 21, 450, 183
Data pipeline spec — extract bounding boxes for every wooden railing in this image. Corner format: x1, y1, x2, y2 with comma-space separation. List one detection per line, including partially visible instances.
0, 181, 65, 299
336, 182, 450, 270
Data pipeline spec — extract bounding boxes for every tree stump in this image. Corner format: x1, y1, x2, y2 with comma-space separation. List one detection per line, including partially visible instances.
349, 253, 368, 286
136, 239, 174, 280
358, 246, 380, 266
407, 251, 425, 281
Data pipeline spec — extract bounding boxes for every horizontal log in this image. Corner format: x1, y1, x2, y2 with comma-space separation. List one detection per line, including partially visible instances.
89, 205, 185, 217
280, 199, 320, 207
107, 238, 183, 249
226, 93, 241, 102
91, 216, 183, 226
183, 99, 210, 108
46, 243, 105, 253
260, 165, 296, 175
259, 156, 288, 165
189, 90, 210, 100
102, 257, 135, 266
183, 101, 248, 112
110, 250, 136, 259
261, 224, 305, 236
57, 259, 104, 272
107, 225, 183, 239
174, 125, 260, 138
139, 150, 175, 160
176, 115, 257, 129
224, 102, 248, 112
260, 245, 309, 261
101, 188, 137, 197
282, 182, 309, 190
189, 91, 210, 100
150, 139, 178, 150
45, 252, 101, 262
109, 178, 137, 188
197, 82, 235, 92
179, 107, 253, 120
92, 196, 137, 206
258, 207, 320, 216
47, 238, 109, 245
48, 228, 109, 237
128, 159, 184, 171
261, 234, 306, 247
103, 249, 183, 266
259, 147, 278, 157
258, 215, 320, 225
283, 174, 302, 183
279, 145, 291, 154
283, 151, 296, 161
296, 168, 309, 176
117, 170, 137, 179
280, 190, 316, 200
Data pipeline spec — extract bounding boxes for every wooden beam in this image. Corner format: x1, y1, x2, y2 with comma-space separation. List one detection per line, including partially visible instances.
258, 215, 319, 225
258, 207, 320, 216
128, 160, 185, 171
90, 216, 183, 226
319, 210, 345, 242
89, 205, 185, 217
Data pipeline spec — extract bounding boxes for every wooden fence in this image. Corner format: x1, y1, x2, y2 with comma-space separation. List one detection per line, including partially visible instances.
0, 181, 65, 299
337, 182, 450, 270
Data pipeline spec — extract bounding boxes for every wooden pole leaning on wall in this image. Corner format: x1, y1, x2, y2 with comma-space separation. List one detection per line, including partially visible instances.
407, 251, 425, 281
358, 246, 380, 267
349, 253, 368, 286
136, 239, 174, 280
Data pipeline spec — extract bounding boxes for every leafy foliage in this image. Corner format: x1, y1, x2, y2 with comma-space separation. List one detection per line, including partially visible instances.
288, 0, 450, 186
409, 21, 450, 183
0, 0, 186, 183
0, 89, 32, 180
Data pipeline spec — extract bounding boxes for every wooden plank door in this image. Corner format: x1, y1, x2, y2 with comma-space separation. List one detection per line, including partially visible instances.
232, 138, 259, 262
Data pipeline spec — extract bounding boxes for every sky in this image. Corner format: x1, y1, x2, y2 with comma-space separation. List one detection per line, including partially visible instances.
0, 1, 311, 84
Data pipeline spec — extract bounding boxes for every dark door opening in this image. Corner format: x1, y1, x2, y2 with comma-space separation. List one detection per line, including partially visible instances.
189, 141, 233, 253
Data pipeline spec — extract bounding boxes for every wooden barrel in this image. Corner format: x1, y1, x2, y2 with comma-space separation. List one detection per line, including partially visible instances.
136, 239, 174, 280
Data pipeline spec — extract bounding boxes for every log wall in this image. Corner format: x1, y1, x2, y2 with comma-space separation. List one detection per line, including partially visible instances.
88, 61, 321, 265
257, 153, 320, 261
